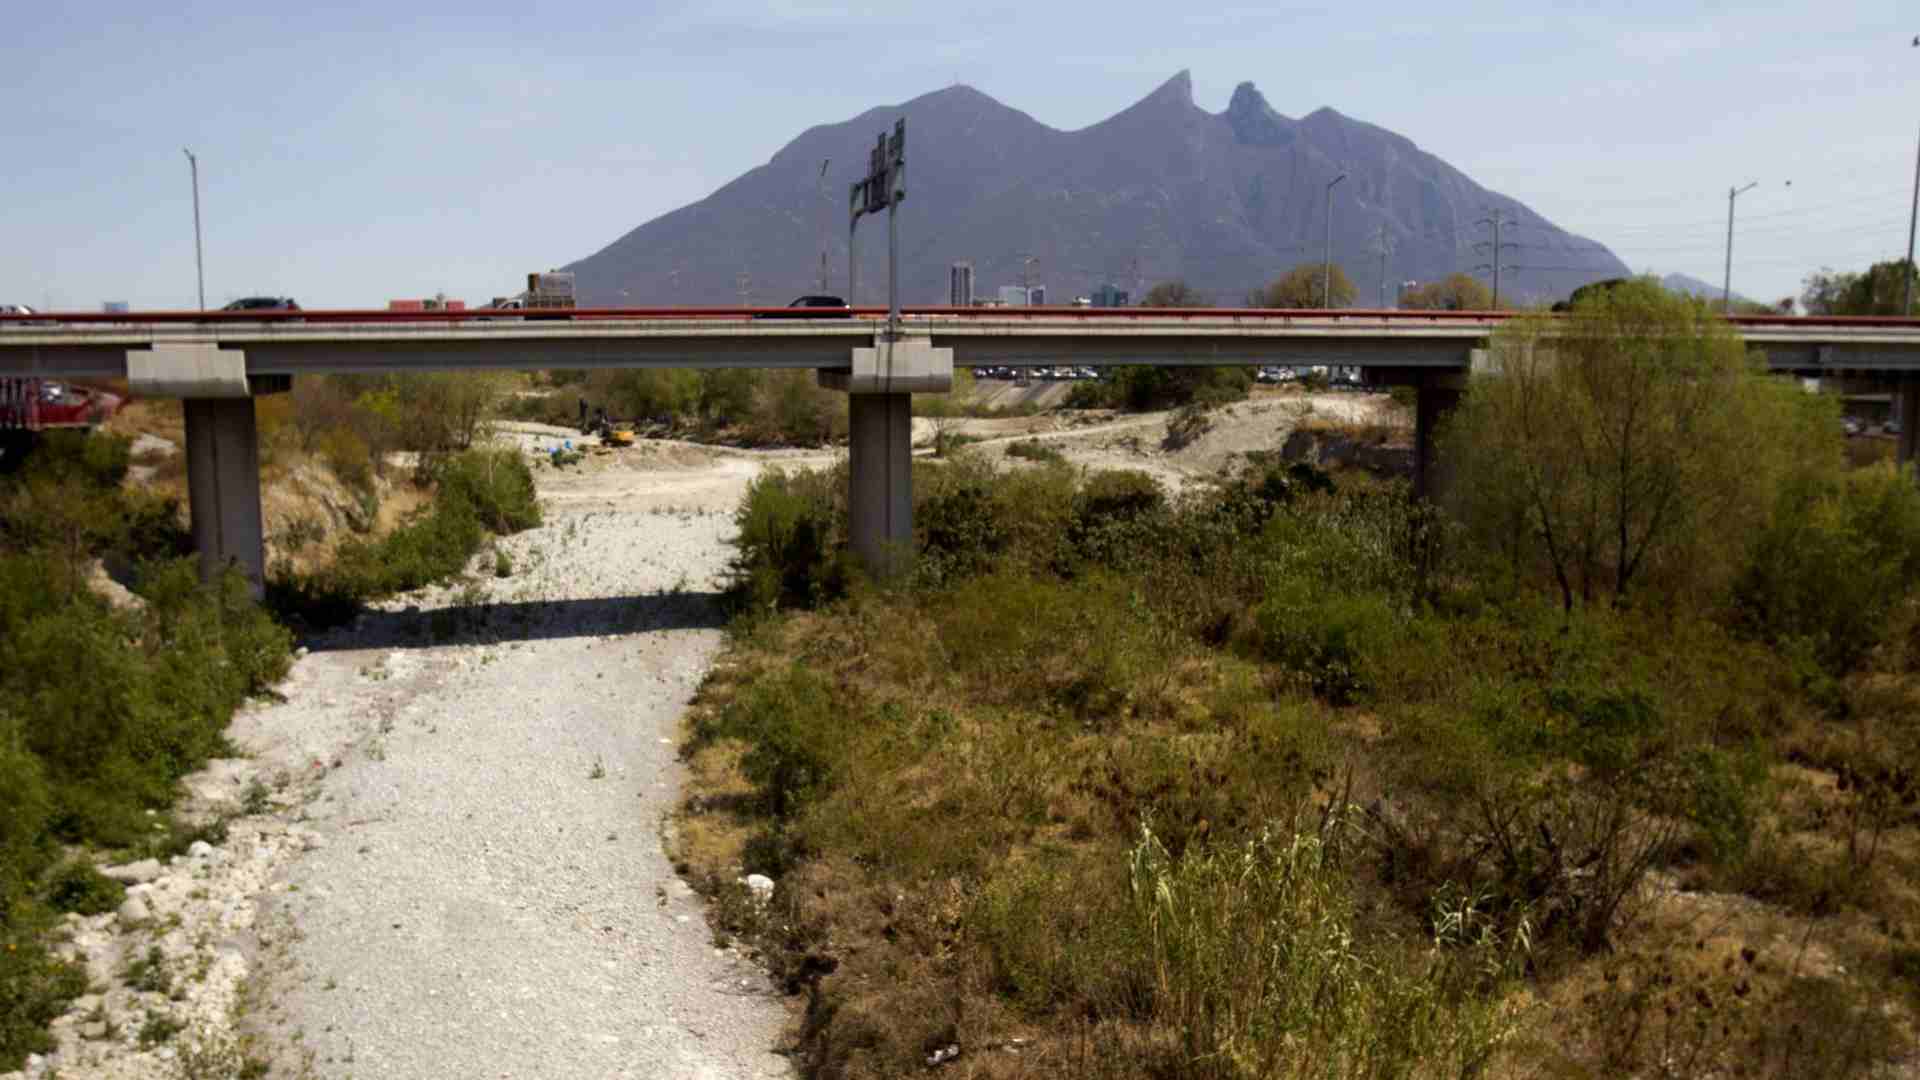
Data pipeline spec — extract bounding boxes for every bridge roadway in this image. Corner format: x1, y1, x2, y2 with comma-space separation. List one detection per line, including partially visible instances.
4, 306, 1918, 590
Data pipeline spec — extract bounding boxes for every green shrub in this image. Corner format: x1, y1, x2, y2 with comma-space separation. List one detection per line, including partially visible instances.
726, 465, 849, 612
974, 823, 1521, 1076
0, 936, 86, 1070
702, 664, 847, 817
42, 860, 124, 916
915, 483, 1006, 584
1248, 585, 1405, 704
1732, 463, 1920, 673
433, 448, 540, 534
269, 448, 540, 626
1005, 438, 1065, 465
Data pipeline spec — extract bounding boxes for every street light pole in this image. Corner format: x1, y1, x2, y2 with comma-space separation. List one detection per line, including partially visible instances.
1323, 173, 1347, 308
183, 149, 204, 311
1906, 125, 1919, 315
1723, 181, 1758, 313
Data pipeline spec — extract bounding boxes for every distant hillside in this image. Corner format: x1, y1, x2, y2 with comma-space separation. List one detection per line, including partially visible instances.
565, 72, 1629, 308
1662, 272, 1755, 306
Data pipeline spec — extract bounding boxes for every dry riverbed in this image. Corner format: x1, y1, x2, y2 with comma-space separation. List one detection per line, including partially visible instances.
4, 397, 1389, 1080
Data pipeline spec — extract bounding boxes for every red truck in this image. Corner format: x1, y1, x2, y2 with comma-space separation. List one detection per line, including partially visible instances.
0, 378, 120, 433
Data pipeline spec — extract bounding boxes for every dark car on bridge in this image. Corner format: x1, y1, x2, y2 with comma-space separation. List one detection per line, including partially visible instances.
754, 295, 851, 318
221, 297, 300, 312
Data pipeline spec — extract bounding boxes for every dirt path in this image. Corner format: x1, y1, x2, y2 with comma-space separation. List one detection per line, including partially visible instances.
242, 447, 790, 1078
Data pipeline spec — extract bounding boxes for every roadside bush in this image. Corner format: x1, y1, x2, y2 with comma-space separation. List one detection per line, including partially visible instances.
1081, 366, 1254, 411
746, 370, 847, 446
1065, 469, 1168, 568
703, 663, 847, 818
1732, 463, 1920, 673
915, 482, 1005, 585
0, 937, 86, 1071
268, 448, 540, 625
1247, 585, 1407, 704
42, 860, 124, 916
1005, 438, 1065, 465
433, 448, 540, 533
972, 822, 1522, 1078
726, 464, 849, 612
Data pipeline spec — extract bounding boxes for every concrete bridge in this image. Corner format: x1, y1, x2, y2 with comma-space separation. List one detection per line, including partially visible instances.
4, 306, 1918, 589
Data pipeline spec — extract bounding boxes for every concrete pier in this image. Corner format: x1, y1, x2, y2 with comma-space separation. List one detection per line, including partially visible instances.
1901, 379, 1918, 472
1413, 377, 1463, 503
847, 393, 913, 575
182, 397, 265, 595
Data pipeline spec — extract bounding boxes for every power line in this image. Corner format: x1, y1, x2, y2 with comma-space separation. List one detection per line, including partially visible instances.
1473, 209, 1521, 306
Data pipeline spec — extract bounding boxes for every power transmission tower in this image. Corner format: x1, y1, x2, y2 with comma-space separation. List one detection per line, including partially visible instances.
1473, 209, 1521, 307
736, 272, 752, 307
817, 158, 832, 294
1371, 225, 1395, 308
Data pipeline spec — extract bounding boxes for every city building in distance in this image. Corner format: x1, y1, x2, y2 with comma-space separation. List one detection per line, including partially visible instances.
948, 262, 974, 307
1092, 283, 1129, 307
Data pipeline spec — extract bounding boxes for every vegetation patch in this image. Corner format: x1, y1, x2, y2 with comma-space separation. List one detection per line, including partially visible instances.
682, 283, 1920, 1078
0, 432, 292, 1070
267, 447, 541, 626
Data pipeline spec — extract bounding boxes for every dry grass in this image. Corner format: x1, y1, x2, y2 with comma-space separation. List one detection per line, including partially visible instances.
675, 458, 1920, 1079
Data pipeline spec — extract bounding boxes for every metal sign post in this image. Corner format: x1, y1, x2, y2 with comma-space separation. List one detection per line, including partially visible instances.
849, 118, 906, 336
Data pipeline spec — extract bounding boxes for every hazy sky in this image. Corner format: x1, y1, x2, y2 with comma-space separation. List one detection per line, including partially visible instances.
3, 1, 1916, 310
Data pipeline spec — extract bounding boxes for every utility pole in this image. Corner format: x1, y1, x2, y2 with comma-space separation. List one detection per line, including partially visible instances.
1724, 182, 1758, 313
1372, 225, 1394, 308
736, 272, 751, 307
183, 149, 204, 311
1906, 36, 1919, 315
1323, 173, 1347, 307
1474, 209, 1519, 308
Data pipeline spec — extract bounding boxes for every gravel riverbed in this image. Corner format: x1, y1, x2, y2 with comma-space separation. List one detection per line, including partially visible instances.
4, 435, 797, 1080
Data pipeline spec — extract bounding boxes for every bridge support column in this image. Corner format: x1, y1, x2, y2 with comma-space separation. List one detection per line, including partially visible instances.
127, 343, 284, 597
821, 334, 954, 577
1900, 377, 1918, 479
847, 393, 913, 575
1413, 374, 1465, 504
183, 397, 265, 595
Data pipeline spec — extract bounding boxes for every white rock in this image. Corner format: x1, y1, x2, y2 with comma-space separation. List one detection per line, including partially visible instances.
102, 858, 162, 884
742, 874, 775, 902
187, 840, 215, 860
115, 896, 150, 924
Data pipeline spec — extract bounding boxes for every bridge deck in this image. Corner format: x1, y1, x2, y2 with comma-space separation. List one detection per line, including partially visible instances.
3, 308, 1918, 378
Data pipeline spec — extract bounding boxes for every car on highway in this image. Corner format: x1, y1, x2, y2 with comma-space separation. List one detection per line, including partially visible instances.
754, 295, 851, 319
221, 297, 300, 312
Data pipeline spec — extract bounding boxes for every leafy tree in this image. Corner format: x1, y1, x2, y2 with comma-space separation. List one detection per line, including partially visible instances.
1100, 281, 1248, 409
1250, 264, 1355, 309
1399, 273, 1493, 311
1800, 260, 1919, 316
1442, 278, 1837, 611
1141, 281, 1208, 308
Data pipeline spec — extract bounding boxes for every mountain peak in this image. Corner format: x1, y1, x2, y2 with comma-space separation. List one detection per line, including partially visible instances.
1141, 70, 1194, 108
1225, 80, 1293, 146
566, 76, 1630, 307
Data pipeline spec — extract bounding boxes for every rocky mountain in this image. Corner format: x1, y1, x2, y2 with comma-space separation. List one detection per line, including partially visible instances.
565, 72, 1628, 308
1661, 272, 1752, 306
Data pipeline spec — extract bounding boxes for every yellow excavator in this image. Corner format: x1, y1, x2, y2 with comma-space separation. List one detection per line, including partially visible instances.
587, 412, 635, 447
